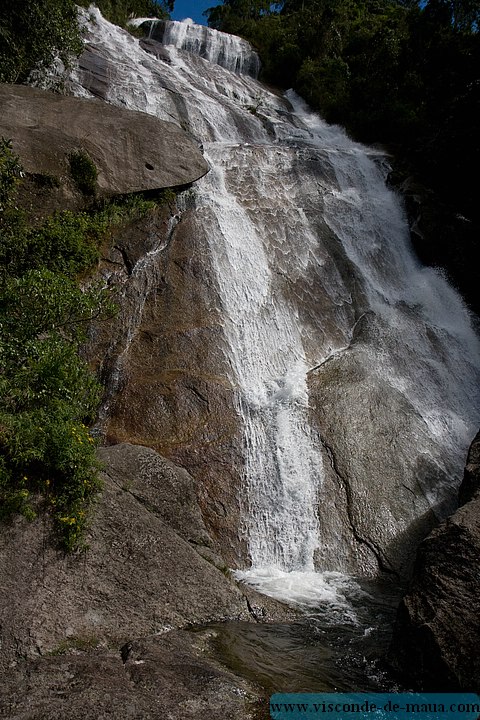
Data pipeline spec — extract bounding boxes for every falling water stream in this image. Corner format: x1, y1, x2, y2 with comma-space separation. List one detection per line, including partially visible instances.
69, 9, 480, 691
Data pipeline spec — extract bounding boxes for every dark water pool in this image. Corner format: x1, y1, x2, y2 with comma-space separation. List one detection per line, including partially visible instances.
207, 579, 403, 695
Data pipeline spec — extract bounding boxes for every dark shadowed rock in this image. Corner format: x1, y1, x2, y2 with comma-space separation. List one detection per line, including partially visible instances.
76, 43, 111, 100
388, 433, 480, 690
0, 83, 209, 196
140, 38, 172, 64
459, 429, 480, 505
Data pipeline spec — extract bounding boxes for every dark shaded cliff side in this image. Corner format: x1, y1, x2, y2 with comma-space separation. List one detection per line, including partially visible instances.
388, 431, 480, 690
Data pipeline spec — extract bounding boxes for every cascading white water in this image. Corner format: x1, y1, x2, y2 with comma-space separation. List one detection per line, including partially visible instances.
162, 19, 261, 77
70, 9, 480, 611
194, 144, 324, 576
130, 16, 260, 77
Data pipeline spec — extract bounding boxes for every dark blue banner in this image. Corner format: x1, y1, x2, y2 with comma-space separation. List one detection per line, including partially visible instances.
270, 693, 480, 720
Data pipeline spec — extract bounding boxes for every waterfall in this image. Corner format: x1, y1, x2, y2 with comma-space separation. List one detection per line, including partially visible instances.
129, 17, 261, 76
162, 19, 261, 77
71, 9, 480, 609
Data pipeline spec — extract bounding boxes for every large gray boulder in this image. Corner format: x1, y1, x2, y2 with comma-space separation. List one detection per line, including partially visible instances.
0, 83, 209, 196
0, 443, 291, 718
388, 432, 480, 690
0, 444, 250, 672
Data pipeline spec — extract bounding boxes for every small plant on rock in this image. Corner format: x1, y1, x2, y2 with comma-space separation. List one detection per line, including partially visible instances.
69, 150, 98, 196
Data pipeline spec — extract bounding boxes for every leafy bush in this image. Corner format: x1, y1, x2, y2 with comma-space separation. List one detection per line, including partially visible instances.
0, 138, 176, 549
0, 0, 83, 83
0, 138, 23, 211
77, 0, 173, 28
0, 270, 109, 549
69, 151, 98, 196
0, 210, 106, 279
0, 140, 116, 550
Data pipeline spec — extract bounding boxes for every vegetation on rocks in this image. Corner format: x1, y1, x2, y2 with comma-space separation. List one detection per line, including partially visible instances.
0, 140, 106, 549
0, 139, 161, 550
69, 150, 98, 196
0, 0, 83, 83
0, 0, 173, 84
77, 0, 174, 28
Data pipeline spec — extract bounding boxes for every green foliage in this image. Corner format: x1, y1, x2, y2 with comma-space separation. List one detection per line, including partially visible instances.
0, 0, 83, 83
0, 210, 106, 279
206, 0, 277, 31
0, 141, 171, 549
69, 151, 98, 196
77, 0, 174, 27
0, 142, 118, 551
0, 271, 106, 550
94, 193, 158, 222
297, 56, 350, 122
0, 139, 23, 212
0, 0, 174, 82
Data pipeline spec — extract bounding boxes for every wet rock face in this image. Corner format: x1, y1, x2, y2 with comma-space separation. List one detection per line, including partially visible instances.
309, 341, 453, 581
0, 83, 208, 196
90, 204, 248, 568
388, 432, 480, 690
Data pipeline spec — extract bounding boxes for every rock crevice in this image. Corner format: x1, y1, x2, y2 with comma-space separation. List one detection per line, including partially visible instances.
321, 437, 398, 577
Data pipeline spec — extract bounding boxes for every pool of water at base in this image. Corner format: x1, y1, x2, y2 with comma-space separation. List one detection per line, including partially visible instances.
204, 579, 405, 695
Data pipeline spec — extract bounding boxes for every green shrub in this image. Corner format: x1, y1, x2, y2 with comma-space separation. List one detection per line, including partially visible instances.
69, 150, 98, 196
0, 138, 22, 211
76, 0, 173, 28
0, 0, 83, 84
0, 270, 111, 549
0, 141, 115, 551
4, 211, 105, 278
95, 193, 157, 224
0, 139, 173, 550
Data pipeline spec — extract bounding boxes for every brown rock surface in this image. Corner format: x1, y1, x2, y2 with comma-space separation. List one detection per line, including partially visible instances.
89, 203, 248, 568
0, 443, 292, 718
0, 83, 209, 197
388, 432, 480, 690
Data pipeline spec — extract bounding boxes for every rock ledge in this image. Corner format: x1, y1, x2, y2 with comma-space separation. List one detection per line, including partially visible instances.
0, 83, 209, 196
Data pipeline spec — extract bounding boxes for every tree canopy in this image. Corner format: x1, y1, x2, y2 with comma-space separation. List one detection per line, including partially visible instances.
0, 0, 173, 84
0, 0, 83, 83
